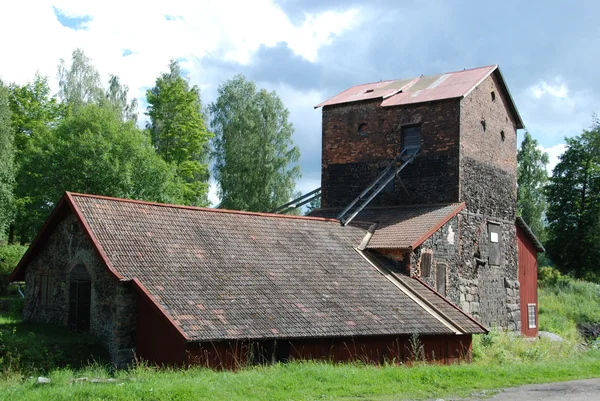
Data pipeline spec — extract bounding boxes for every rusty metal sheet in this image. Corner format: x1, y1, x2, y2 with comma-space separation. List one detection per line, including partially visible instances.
317, 65, 497, 109
381, 65, 496, 107
315, 78, 416, 108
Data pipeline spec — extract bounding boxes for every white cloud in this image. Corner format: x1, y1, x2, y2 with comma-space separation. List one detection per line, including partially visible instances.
0, 1, 360, 96
531, 81, 568, 99
537, 143, 567, 176
517, 77, 596, 146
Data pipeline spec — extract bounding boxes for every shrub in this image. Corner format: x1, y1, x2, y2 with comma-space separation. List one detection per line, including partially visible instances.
0, 245, 27, 296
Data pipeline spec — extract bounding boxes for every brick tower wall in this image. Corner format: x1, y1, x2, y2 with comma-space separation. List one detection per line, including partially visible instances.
320, 98, 461, 208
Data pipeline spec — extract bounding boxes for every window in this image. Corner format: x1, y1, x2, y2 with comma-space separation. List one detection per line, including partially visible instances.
40, 275, 54, 306
480, 119, 486, 133
421, 251, 433, 278
500, 130, 505, 142
358, 123, 368, 136
491, 91, 496, 102
401, 125, 421, 154
436, 263, 447, 295
488, 222, 501, 266
528, 304, 537, 329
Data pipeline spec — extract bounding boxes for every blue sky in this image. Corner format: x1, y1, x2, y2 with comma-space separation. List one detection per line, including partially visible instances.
1, 0, 598, 205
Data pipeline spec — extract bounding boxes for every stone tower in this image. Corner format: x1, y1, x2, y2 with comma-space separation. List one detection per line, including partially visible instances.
316, 65, 525, 329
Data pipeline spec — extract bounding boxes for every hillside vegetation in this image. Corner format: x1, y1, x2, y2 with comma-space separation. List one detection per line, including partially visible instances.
0, 267, 598, 400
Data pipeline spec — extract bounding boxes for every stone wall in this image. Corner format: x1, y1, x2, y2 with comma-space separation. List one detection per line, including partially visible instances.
412, 217, 460, 302
321, 99, 461, 208
22, 211, 137, 366
457, 73, 520, 330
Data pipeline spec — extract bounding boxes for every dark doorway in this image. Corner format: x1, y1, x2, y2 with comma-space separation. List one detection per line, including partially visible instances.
68, 264, 91, 333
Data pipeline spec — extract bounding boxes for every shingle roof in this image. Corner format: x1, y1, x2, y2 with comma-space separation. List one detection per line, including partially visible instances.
309, 203, 465, 250
12, 193, 486, 342
315, 65, 524, 129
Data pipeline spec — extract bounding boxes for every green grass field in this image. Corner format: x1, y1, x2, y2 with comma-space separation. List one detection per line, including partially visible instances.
0, 267, 599, 400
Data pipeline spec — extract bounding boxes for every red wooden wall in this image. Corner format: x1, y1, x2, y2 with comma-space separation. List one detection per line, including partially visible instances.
136, 294, 188, 366
517, 226, 539, 337
184, 334, 472, 370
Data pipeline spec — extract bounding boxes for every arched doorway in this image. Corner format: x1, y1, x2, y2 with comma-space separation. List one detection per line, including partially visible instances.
68, 264, 91, 332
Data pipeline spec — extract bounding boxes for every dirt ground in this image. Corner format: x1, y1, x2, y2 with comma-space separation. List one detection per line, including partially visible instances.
455, 378, 600, 401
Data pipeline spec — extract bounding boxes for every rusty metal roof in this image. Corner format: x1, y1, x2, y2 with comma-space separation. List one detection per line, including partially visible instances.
310, 203, 465, 250
316, 65, 524, 129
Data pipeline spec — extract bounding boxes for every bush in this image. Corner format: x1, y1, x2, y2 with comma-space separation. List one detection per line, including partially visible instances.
0, 245, 27, 296
538, 266, 600, 341
472, 327, 579, 364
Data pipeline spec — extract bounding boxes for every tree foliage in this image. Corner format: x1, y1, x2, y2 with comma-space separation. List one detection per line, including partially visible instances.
146, 60, 211, 206
211, 75, 300, 212
8, 74, 64, 243
517, 131, 549, 240
58, 49, 103, 107
19, 103, 185, 239
545, 119, 600, 279
106, 75, 138, 123
0, 80, 15, 237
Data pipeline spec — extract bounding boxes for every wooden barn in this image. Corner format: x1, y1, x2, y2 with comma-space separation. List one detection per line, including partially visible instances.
11, 64, 547, 368
10, 192, 486, 368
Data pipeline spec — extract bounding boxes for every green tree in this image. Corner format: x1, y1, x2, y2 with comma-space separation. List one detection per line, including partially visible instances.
517, 132, 549, 240
211, 75, 300, 212
146, 60, 211, 206
0, 80, 15, 238
58, 49, 103, 107
546, 119, 600, 279
8, 74, 64, 243
106, 75, 138, 123
20, 103, 185, 239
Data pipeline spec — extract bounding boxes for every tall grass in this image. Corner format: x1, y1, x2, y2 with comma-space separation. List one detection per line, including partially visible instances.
538, 266, 600, 340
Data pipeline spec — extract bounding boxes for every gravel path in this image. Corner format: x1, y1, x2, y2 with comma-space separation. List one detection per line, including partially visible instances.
456, 378, 600, 401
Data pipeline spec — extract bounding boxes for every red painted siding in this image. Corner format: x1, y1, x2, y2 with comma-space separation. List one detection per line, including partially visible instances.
517, 227, 539, 337
136, 294, 188, 366
185, 335, 472, 369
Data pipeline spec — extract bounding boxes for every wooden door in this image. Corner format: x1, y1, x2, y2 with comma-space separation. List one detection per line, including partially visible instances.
68, 265, 92, 333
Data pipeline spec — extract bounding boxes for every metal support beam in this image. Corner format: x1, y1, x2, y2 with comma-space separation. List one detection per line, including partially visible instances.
270, 188, 321, 214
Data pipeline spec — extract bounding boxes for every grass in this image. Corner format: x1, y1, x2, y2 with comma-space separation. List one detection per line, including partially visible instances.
0, 266, 599, 400
0, 352, 599, 401
538, 266, 600, 341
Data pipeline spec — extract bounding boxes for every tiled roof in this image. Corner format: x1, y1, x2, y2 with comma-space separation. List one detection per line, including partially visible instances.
309, 203, 464, 249
63, 194, 481, 341
316, 65, 524, 129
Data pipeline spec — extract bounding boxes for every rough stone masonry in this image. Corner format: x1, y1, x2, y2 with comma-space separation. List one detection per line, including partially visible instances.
320, 72, 521, 330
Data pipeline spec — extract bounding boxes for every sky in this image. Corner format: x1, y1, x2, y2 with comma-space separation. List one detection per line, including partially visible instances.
1, 0, 598, 206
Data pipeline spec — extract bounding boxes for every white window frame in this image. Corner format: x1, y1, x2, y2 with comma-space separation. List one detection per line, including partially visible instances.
527, 303, 537, 329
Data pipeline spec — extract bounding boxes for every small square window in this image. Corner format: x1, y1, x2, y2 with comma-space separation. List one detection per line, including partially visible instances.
528, 303, 537, 329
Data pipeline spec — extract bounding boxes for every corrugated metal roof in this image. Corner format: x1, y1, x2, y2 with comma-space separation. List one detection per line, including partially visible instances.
316, 65, 524, 129
316, 78, 417, 108
316, 66, 495, 109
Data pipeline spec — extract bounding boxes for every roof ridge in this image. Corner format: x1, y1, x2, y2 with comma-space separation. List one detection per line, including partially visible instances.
351, 65, 497, 90
67, 192, 341, 223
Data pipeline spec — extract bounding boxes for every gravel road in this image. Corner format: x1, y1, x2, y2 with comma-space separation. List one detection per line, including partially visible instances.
458, 378, 600, 401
